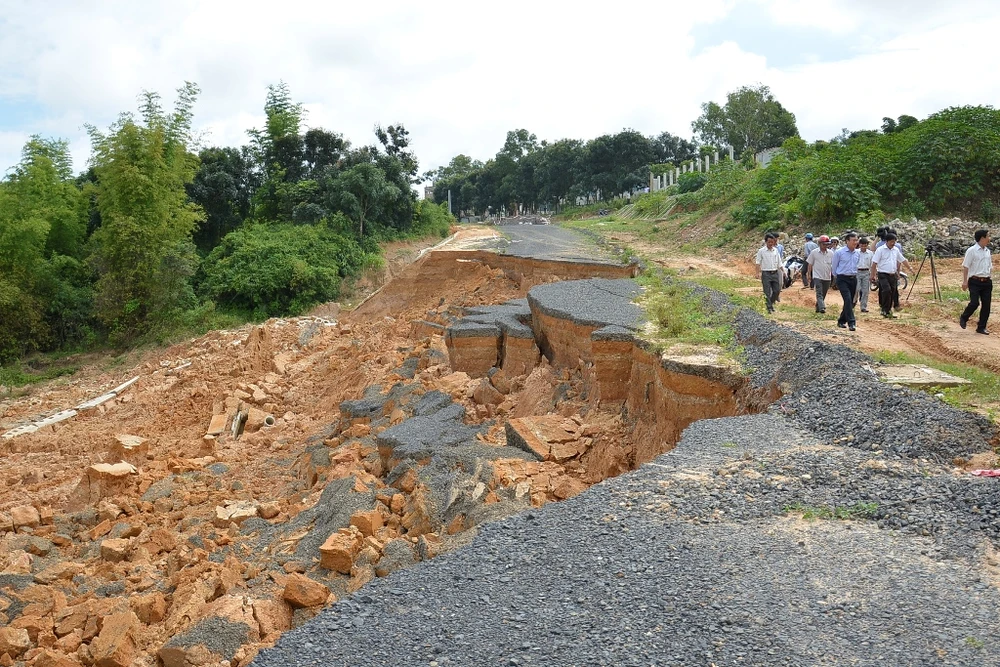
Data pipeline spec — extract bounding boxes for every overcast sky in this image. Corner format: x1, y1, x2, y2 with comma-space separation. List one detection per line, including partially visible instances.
1, 0, 999, 182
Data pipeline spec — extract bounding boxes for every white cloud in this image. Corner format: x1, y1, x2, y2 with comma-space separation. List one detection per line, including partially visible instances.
0, 0, 998, 177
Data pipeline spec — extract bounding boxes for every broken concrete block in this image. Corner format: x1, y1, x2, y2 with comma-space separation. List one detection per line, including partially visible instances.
206, 413, 228, 436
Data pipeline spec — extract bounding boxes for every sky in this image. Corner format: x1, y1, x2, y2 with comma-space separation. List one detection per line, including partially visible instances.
1, 0, 999, 182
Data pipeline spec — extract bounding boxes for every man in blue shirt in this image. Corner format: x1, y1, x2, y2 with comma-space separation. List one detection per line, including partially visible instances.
831, 231, 861, 331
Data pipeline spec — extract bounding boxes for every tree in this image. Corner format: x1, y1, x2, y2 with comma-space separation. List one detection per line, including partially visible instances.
328, 162, 400, 237
650, 131, 697, 165
86, 82, 204, 340
692, 84, 798, 156
188, 146, 256, 251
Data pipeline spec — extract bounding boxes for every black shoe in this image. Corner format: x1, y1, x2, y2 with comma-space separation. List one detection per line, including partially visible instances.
837, 322, 847, 329
881, 311, 890, 317
976, 329, 990, 335
819, 309, 826, 313
959, 317, 968, 329
849, 324, 856, 331
860, 309, 868, 313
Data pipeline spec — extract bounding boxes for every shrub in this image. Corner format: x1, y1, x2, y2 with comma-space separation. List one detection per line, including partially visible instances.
732, 189, 778, 229
677, 172, 707, 193
411, 200, 454, 238
198, 221, 379, 318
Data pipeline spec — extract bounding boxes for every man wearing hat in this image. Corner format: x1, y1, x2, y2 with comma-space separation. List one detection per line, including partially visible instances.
807, 235, 834, 313
801, 233, 818, 288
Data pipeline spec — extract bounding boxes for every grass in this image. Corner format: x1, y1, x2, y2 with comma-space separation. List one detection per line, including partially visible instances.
637, 272, 736, 347
0, 358, 81, 389
784, 501, 879, 521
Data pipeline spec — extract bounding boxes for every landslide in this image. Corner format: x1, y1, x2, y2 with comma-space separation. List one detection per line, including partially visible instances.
0, 242, 675, 667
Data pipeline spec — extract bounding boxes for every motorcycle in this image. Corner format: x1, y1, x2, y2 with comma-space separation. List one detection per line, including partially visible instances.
870, 272, 908, 292
782, 255, 806, 288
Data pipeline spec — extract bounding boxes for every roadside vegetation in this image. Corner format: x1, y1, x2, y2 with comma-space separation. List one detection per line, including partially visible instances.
0, 81, 453, 380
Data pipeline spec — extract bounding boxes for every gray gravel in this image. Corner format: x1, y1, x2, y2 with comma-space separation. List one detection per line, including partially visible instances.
254, 414, 1000, 666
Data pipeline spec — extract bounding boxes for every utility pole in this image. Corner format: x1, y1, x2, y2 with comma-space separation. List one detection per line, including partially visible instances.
447, 189, 452, 216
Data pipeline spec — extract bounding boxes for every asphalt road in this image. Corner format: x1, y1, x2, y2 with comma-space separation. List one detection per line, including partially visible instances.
480, 223, 626, 264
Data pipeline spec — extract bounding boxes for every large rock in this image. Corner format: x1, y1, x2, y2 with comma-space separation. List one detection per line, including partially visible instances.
88, 611, 138, 667
99, 538, 131, 563
10, 505, 40, 530
282, 574, 331, 608
213, 501, 258, 528
106, 434, 148, 467
65, 463, 138, 511
0, 627, 31, 658
319, 529, 362, 574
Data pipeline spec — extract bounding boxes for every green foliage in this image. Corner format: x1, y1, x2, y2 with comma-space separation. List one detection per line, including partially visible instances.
198, 220, 379, 318
631, 190, 672, 217
86, 82, 205, 343
784, 502, 879, 521
411, 200, 454, 238
692, 85, 799, 155
636, 273, 738, 350
677, 172, 707, 193
0, 359, 80, 389
733, 189, 778, 229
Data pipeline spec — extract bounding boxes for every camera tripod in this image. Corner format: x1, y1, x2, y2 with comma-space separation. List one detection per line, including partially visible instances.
906, 245, 942, 302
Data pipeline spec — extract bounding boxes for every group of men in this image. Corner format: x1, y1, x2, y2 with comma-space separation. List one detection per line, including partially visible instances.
755, 229, 993, 334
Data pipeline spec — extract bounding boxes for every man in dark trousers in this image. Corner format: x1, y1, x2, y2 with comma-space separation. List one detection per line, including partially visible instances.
831, 231, 860, 331
871, 233, 912, 318
755, 232, 782, 314
960, 229, 994, 334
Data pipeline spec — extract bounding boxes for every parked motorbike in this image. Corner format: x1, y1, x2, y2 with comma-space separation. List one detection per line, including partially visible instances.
782, 255, 805, 288
870, 272, 909, 291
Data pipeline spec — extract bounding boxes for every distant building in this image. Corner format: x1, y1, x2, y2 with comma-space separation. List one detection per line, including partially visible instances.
755, 147, 782, 168
424, 186, 434, 201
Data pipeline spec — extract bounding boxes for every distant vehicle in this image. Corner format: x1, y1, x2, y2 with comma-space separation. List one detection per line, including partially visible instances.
597, 208, 610, 216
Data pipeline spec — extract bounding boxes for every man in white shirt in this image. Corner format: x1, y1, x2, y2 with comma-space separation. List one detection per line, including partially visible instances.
855, 237, 874, 312
871, 233, 912, 318
807, 235, 834, 313
755, 232, 782, 313
960, 229, 994, 334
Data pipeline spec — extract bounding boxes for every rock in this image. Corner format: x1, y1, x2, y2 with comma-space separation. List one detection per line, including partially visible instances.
349, 510, 383, 537
213, 501, 258, 528
390, 493, 406, 514
282, 574, 331, 608
375, 538, 416, 577
33, 648, 80, 667
107, 435, 148, 467
252, 599, 292, 638
0, 628, 31, 658
11, 505, 41, 530
66, 463, 138, 512
472, 378, 504, 406
130, 592, 167, 624
87, 611, 137, 667
319, 530, 362, 574
258, 501, 280, 520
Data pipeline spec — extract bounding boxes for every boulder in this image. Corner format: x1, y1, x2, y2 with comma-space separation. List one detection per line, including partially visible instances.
319, 530, 362, 574
349, 510, 383, 538
66, 463, 138, 512
106, 435, 148, 467
99, 539, 131, 563
282, 574, 331, 608
213, 501, 258, 528
11, 505, 40, 530
0, 627, 31, 658
88, 611, 137, 667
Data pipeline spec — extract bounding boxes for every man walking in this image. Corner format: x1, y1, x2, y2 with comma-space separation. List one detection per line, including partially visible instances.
960, 229, 993, 335
871, 233, 912, 318
801, 233, 818, 287
832, 232, 860, 331
856, 237, 874, 312
807, 235, 834, 313
755, 232, 782, 314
